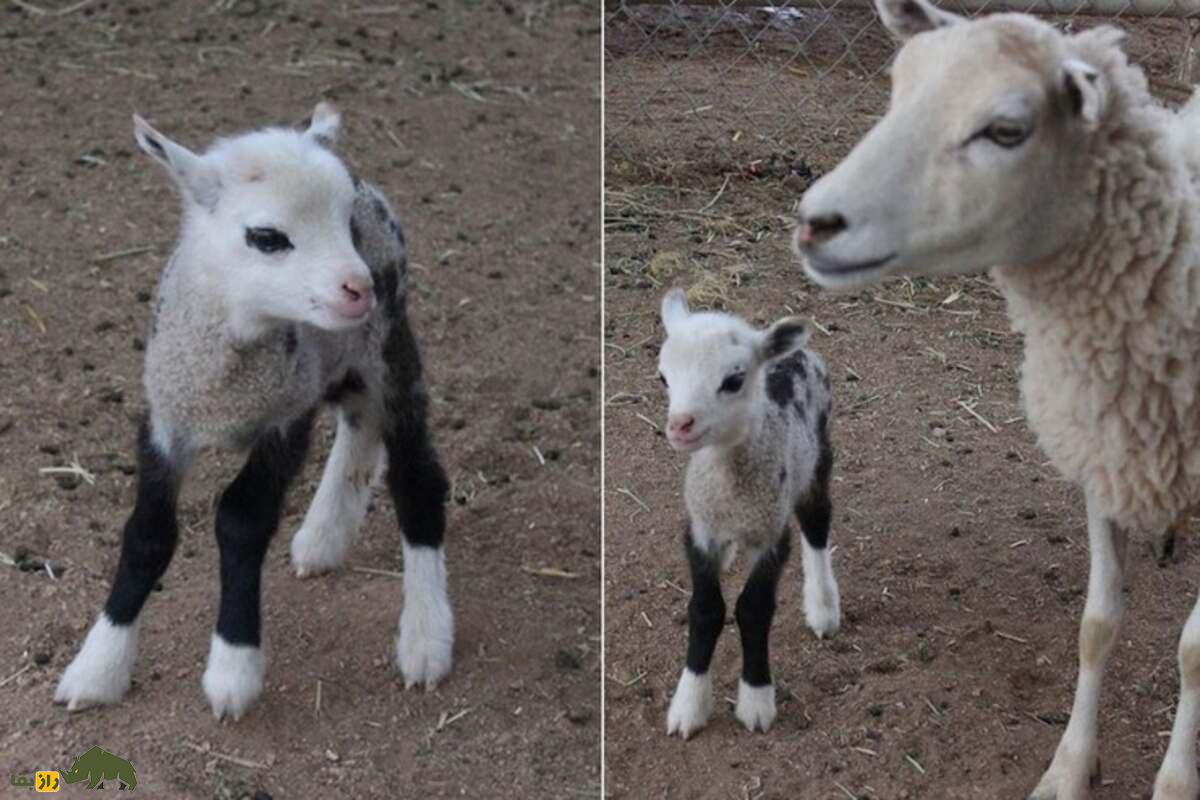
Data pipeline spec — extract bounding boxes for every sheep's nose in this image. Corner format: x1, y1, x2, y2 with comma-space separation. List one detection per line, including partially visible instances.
341, 277, 373, 303
796, 212, 848, 247
667, 414, 695, 435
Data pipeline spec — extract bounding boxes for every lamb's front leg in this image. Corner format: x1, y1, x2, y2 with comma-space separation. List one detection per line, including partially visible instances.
1152, 594, 1200, 799
55, 417, 185, 710
204, 411, 314, 721
1030, 493, 1128, 800
667, 527, 725, 739
383, 318, 454, 690
734, 531, 790, 733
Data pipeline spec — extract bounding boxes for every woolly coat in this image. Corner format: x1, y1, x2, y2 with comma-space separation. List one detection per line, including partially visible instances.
686, 348, 833, 556
144, 181, 407, 453
993, 35, 1200, 532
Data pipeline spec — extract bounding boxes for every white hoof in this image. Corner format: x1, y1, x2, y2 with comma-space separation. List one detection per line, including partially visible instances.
666, 669, 713, 739
395, 545, 454, 689
735, 679, 776, 733
1153, 768, 1200, 800
290, 521, 352, 578
1028, 750, 1100, 800
804, 579, 841, 639
201, 635, 264, 721
802, 544, 841, 639
54, 615, 138, 711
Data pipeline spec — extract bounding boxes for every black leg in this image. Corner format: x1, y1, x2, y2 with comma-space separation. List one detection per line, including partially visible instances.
103, 416, 184, 626
381, 315, 449, 548
735, 531, 791, 688
684, 528, 726, 676
796, 411, 834, 550
213, 412, 314, 647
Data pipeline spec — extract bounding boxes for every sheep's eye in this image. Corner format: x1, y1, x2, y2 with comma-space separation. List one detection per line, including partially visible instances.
658, 372, 668, 389
981, 120, 1030, 149
245, 227, 293, 254
718, 372, 745, 394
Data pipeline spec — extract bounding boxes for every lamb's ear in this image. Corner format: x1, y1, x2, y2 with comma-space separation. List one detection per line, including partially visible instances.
1062, 58, 1107, 129
307, 101, 340, 147
874, 0, 963, 40
758, 317, 810, 362
133, 114, 220, 211
661, 288, 690, 334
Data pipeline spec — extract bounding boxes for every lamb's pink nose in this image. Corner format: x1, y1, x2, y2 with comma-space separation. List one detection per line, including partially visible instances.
667, 414, 695, 436
335, 277, 374, 319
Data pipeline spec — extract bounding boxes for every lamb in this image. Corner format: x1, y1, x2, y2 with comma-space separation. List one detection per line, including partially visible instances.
656, 289, 840, 738
795, 2, 1200, 796
54, 103, 454, 721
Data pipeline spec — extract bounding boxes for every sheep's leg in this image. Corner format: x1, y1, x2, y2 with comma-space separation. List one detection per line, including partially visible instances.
1153, 515, 1189, 567
291, 386, 383, 577
55, 416, 186, 711
667, 526, 725, 739
1152, 593, 1200, 799
203, 411, 314, 721
1030, 495, 1128, 800
382, 317, 453, 690
796, 474, 839, 639
734, 531, 790, 733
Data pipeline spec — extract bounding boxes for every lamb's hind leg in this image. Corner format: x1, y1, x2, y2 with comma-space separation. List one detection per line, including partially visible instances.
734, 531, 790, 733
383, 317, 454, 689
796, 475, 839, 639
1030, 493, 1128, 800
1152, 594, 1200, 799
203, 411, 314, 720
55, 416, 185, 710
667, 526, 725, 739
291, 377, 383, 577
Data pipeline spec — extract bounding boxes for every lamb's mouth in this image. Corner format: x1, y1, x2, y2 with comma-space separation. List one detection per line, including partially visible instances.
804, 251, 897, 278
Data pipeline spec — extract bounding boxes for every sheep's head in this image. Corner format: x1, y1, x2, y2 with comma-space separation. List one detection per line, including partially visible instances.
796, 0, 1122, 290
657, 289, 808, 452
133, 102, 376, 334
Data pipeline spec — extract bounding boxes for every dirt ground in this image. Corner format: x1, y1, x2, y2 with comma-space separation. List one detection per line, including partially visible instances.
604, 10, 1200, 800
0, 2, 599, 798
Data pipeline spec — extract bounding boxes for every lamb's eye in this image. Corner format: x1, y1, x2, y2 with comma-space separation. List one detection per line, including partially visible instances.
718, 373, 745, 394
658, 372, 668, 389
245, 227, 293, 254
982, 120, 1031, 149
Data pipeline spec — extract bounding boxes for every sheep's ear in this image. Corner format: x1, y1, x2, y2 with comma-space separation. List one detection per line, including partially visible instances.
133, 114, 220, 211
758, 317, 810, 362
874, 0, 963, 39
661, 288, 689, 334
1062, 58, 1107, 129
307, 101, 341, 147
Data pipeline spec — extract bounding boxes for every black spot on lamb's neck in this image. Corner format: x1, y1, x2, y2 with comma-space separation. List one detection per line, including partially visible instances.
766, 365, 794, 406
283, 326, 298, 355
324, 369, 367, 405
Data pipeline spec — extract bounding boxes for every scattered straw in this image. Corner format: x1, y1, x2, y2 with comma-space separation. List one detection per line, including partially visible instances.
0, 663, 34, 688
957, 400, 998, 433
521, 565, 580, 579
182, 741, 268, 770
351, 566, 404, 578
93, 246, 153, 264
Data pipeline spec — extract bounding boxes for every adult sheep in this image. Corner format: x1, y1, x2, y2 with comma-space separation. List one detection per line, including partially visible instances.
794, 2, 1200, 798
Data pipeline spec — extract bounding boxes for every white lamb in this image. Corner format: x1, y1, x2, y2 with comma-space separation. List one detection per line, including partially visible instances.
657, 289, 840, 738
54, 103, 454, 721
795, 2, 1200, 797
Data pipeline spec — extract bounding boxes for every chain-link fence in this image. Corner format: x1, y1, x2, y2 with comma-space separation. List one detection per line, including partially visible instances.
605, 0, 1200, 174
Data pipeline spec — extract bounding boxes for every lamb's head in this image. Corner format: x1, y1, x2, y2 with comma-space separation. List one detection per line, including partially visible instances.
796, 0, 1127, 290
133, 102, 375, 333
657, 289, 808, 452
